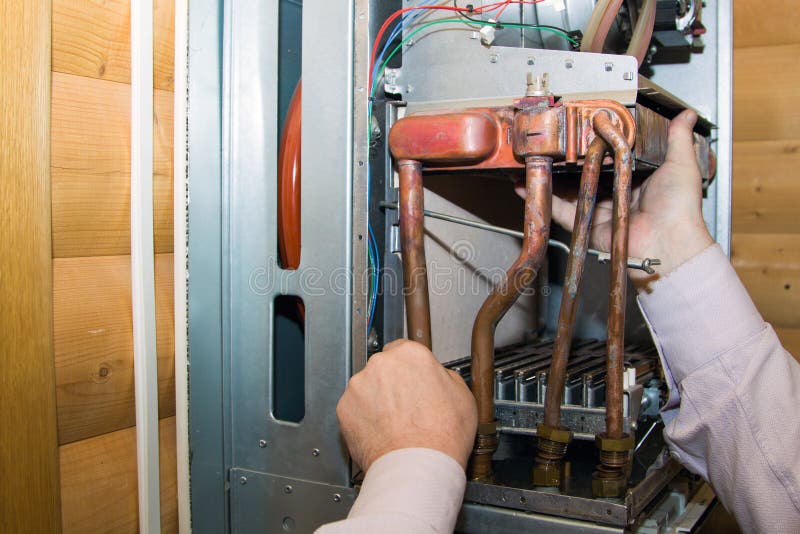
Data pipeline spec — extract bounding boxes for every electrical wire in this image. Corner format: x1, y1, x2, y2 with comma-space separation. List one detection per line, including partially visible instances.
452, 0, 575, 37
365, 3, 580, 332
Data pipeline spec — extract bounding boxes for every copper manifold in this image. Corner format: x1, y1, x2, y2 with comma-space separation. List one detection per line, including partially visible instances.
388, 97, 637, 484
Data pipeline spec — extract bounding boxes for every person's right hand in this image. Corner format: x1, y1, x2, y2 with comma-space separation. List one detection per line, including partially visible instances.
336, 340, 478, 472
518, 109, 714, 291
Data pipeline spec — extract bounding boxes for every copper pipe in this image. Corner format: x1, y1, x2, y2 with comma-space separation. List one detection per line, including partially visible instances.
470, 156, 552, 480
626, 0, 657, 66
593, 111, 633, 440
580, 0, 624, 54
397, 159, 432, 349
542, 137, 607, 430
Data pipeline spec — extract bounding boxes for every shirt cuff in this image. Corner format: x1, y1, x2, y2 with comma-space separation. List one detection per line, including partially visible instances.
637, 243, 765, 385
347, 448, 466, 532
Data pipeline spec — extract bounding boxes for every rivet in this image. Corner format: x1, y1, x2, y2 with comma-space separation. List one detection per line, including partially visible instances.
333, 494, 342, 503
565, 59, 574, 69
605, 62, 614, 72
284, 485, 293, 494
312, 448, 320, 457
240, 476, 247, 485
259, 439, 268, 448
527, 57, 535, 66
489, 54, 499, 63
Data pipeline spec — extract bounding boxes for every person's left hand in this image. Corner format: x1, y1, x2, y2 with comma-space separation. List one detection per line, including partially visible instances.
336, 340, 478, 471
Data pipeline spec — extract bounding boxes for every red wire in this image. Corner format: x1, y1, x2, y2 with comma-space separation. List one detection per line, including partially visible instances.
369, 1, 546, 87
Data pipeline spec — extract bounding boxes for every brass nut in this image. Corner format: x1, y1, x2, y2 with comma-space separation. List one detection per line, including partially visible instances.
595, 432, 634, 452
532, 461, 561, 487
591, 472, 628, 498
537, 424, 573, 444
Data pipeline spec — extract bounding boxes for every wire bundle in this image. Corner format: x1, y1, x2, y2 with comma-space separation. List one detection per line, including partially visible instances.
365, 1, 579, 333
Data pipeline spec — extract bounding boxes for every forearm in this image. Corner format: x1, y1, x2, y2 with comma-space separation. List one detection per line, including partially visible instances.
316, 448, 466, 534
638, 244, 800, 532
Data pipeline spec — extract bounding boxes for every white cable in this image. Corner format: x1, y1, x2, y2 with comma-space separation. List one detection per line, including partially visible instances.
131, 0, 161, 531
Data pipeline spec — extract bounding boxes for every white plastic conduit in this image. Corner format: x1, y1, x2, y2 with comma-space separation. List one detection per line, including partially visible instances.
131, 0, 161, 531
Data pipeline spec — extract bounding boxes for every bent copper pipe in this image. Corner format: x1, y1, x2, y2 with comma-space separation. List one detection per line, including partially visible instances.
397, 159, 432, 349
542, 137, 608, 430
470, 156, 552, 480
593, 111, 633, 440
581, 0, 624, 54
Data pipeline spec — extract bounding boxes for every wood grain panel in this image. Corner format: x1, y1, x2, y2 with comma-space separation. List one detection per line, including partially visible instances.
775, 328, 800, 363
733, 1, 800, 49
731, 233, 800, 270
51, 72, 174, 258
52, 0, 175, 91
0, 2, 62, 531
735, 265, 800, 330
732, 140, 800, 234
733, 45, 800, 142
60, 416, 178, 533
54, 254, 176, 444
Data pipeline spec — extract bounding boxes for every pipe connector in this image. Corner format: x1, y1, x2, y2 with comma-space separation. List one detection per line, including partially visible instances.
532, 424, 573, 487
592, 432, 634, 498
470, 423, 499, 482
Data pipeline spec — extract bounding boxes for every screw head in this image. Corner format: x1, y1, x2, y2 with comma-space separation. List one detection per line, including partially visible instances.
284, 485, 293, 494
240, 476, 247, 485
312, 448, 320, 457
258, 439, 268, 448
333, 493, 342, 503
527, 57, 535, 66
489, 54, 499, 63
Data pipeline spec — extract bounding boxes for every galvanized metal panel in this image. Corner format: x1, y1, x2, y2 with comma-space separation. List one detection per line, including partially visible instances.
230, 469, 355, 534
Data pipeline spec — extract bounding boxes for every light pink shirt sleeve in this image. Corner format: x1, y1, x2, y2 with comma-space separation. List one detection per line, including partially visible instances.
638, 243, 800, 533
315, 448, 466, 534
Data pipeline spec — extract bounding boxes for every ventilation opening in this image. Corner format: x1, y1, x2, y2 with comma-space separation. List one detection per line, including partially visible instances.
273, 295, 305, 423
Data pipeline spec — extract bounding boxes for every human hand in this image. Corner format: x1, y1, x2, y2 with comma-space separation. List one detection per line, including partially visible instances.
519, 109, 714, 291
336, 340, 478, 472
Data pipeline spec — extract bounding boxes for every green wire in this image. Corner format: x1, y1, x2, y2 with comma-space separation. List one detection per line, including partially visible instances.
370, 18, 578, 103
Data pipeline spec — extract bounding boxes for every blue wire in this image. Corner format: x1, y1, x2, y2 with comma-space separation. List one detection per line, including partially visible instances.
366, 3, 435, 334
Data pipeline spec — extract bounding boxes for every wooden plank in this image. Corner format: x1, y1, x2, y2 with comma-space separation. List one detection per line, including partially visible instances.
52, 0, 174, 91
733, 1, 800, 49
731, 234, 800, 270
60, 416, 178, 533
54, 254, 176, 445
775, 328, 800, 363
51, 72, 174, 258
732, 139, 800, 233
735, 264, 800, 330
733, 44, 800, 142
0, 2, 62, 532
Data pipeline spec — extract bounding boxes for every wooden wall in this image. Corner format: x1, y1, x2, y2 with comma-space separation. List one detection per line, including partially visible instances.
51, 0, 177, 531
732, 1, 800, 358
0, 2, 62, 531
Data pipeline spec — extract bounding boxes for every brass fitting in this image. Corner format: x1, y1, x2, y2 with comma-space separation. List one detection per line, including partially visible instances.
469, 421, 499, 482
532, 459, 562, 487
595, 432, 635, 452
537, 424, 573, 444
532, 424, 573, 488
591, 470, 628, 498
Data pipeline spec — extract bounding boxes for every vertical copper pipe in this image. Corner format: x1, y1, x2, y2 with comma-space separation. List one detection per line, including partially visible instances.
542, 137, 607, 430
397, 159, 432, 349
593, 112, 633, 440
470, 156, 552, 480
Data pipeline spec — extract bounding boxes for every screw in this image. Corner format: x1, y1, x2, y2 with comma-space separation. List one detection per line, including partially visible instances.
333, 494, 342, 503
489, 54, 499, 63
284, 485, 293, 494
259, 439, 267, 448
605, 62, 613, 72
240, 476, 247, 485
565, 59, 574, 69
527, 57, 535, 65
405, 38, 414, 47
312, 448, 320, 457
